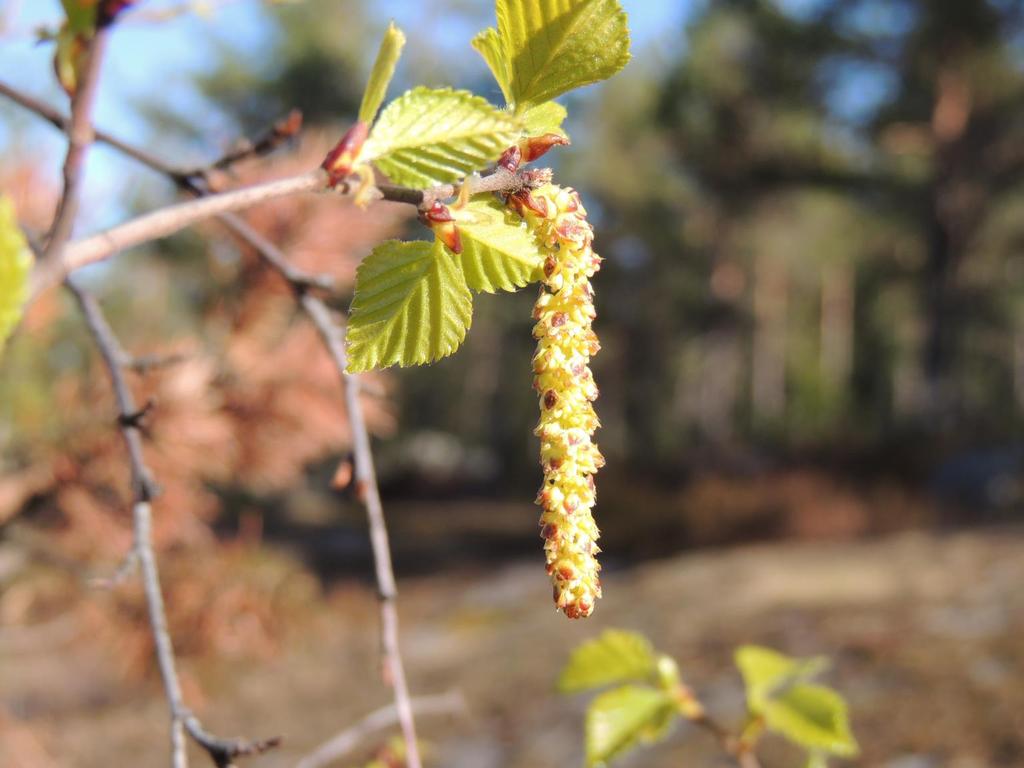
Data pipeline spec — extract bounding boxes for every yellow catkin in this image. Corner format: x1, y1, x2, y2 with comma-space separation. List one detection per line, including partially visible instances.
511, 182, 604, 619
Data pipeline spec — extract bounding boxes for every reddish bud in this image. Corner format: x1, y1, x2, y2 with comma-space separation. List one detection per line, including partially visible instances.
498, 144, 522, 172
419, 201, 463, 254
543, 390, 558, 409
322, 121, 369, 186
518, 133, 570, 162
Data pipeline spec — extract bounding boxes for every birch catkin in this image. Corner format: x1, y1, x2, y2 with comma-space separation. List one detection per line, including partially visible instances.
509, 181, 604, 618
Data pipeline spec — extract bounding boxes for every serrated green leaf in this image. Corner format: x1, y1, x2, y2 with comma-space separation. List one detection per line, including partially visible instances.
451, 198, 543, 293
0, 195, 33, 356
559, 630, 659, 693
359, 21, 406, 124
586, 685, 677, 767
472, 26, 513, 104
762, 684, 858, 757
735, 645, 829, 710
363, 87, 521, 188
346, 239, 472, 373
522, 101, 569, 138
493, 0, 631, 109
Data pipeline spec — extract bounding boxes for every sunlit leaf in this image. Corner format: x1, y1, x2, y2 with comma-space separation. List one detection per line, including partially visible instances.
452, 198, 543, 293
762, 683, 859, 757
346, 239, 472, 372
0, 195, 33, 357
559, 629, 659, 693
363, 87, 522, 188
489, 0, 631, 109
586, 685, 677, 767
735, 645, 828, 709
522, 100, 569, 138
471, 26, 513, 104
359, 21, 406, 124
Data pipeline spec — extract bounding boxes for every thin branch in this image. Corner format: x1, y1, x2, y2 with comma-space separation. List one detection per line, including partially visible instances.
300, 295, 424, 768
294, 690, 465, 768
1, 78, 529, 298
689, 711, 763, 768
34, 23, 111, 297
6, 83, 436, 768
59, 170, 327, 278
67, 279, 280, 768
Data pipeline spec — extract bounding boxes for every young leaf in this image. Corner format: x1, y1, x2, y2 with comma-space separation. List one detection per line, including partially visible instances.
492, 0, 631, 109
471, 27, 513, 104
522, 101, 569, 138
61, 0, 97, 33
345, 239, 472, 373
559, 629, 658, 693
585, 685, 677, 767
363, 87, 522, 188
762, 683, 859, 757
0, 195, 33, 356
735, 645, 829, 709
358, 21, 406, 124
452, 198, 543, 293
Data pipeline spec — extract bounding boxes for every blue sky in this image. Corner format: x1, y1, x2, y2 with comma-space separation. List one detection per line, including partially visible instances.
0, 0, 693, 230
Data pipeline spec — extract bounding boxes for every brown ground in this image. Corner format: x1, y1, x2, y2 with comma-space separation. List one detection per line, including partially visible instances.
3, 526, 1023, 768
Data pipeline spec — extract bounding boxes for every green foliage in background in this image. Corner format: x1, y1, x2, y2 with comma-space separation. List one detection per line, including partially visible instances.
0, 195, 32, 358
561, 630, 858, 767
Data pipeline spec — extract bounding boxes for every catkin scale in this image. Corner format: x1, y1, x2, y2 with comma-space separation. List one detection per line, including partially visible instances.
510, 182, 604, 619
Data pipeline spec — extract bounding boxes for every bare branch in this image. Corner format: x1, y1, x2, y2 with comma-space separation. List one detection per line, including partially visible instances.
34, 24, 111, 296
66, 279, 279, 768
6, 83, 435, 768
295, 691, 465, 768
58, 170, 327, 280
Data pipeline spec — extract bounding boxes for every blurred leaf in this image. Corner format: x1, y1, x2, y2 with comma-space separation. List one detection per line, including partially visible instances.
805, 751, 830, 768
585, 685, 677, 767
762, 683, 858, 757
358, 21, 406, 124
559, 629, 659, 693
522, 100, 569, 138
0, 195, 33, 356
346, 239, 472, 372
60, 0, 97, 33
363, 87, 521, 188
735, 645, 828, 709
487, 0, 631, 109
472, 26, 513, 104
452, 198, 543, 293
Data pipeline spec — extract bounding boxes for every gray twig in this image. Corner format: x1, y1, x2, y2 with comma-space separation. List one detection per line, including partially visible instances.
67, 279, 280, 768
4, 81, 435, 768
295, 690, 465, 768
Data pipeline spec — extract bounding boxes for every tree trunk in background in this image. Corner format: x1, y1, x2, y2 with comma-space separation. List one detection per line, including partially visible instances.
820, 262, 853, 395
752, 250, 788, 426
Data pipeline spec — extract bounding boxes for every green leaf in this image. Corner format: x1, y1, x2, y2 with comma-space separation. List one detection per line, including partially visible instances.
345, 239, 472, 373
452, 198, 544, 293
363, 87, 522, 188
522, 100, 569, 138
359, 21, 406, 124
472, 26, 513, 104
61, 0, 97, 33
735, 645, 829, 710
492, 0, 631, 109
586, 685, 677, 767
559, 630, 659, 693
762, 683, 859, 757
0, 195, 32, 356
